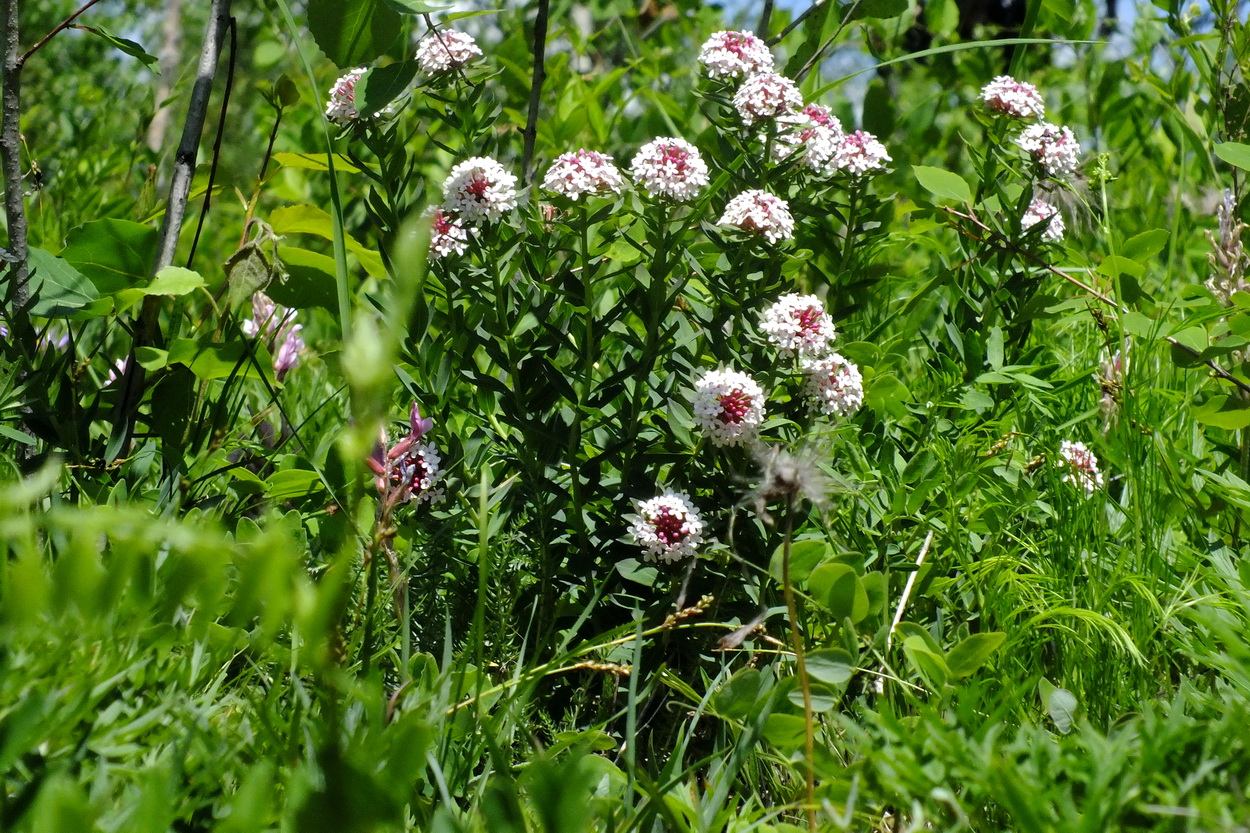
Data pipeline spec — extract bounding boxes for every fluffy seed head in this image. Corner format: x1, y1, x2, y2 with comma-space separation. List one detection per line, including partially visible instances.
629, 490, 705, 563
442, 157, 518, 223
718, 190, 795, 243
630, 138, 709, 201
692, 368, 766, 447
980, 75, 1045, 119
698, 30, 774, 80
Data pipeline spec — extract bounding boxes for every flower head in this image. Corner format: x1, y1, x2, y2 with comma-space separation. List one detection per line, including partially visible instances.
415, 30, 482, 75
429, 207, 469, 258
324, 67, 397, 124
802, 353, 864, 416
1206, 189, 1248, 303
718, 190, 795, 243
629, 490, 705, 563
775, 104, 844, 172
630, 138, 710, 201
979, 76, 1045, 119
242, 290, 305, 379
1059, 440, 1103, 496
760, 293, 837, 356
829, 130, 891, 176
1016, 123, 1081, 179
692, 368, 766, 447
734, 72, 802, 123
1096, 347, 1126, 426
442, 157, 518, 223
369, 403, 446, 505
698, 30, 774, 80
1022, 198, 1065, 242
542, 149, 625, 200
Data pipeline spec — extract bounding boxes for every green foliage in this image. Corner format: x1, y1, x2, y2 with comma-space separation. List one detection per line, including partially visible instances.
2, 0, 1250, 829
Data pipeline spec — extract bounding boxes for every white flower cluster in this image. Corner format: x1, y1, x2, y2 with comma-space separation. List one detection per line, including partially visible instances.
802, 353, 864, 416
325, 68, 366, 124
698, 30, 774, 80
734, 72, 802, 123
542, 149, 625, 200
415, 30, 482, 75
242, 291, 305, 380
1059, 440, 1103, 496
979, 75, 1045, 119
629, 490, 705, 563
1022, 198, 1065, 242
760, 293, 837, 357
829, 130, 892, 176
429, 207, 469, 259
776, 104, 844, 172
442, 157, 518, 223
630, 138, 709, 201
691, 368, 766, 447
718, 190, 795, 243
394, 441, 446, 504
1016, 122, 1081, 179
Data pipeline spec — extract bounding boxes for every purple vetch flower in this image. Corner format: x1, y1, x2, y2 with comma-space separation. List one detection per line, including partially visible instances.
242, 290, 306, 380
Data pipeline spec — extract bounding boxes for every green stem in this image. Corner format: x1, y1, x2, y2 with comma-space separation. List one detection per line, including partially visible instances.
781, 501, 817, 832
567, 206, 595, 554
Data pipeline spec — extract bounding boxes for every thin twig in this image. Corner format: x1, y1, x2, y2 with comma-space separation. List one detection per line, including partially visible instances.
796, 0, 862, 81
0, 0, 28, 307
114, 0, 233, 455
769, 0, 826, 46
757, 0, 776, 38
16, 0, 105, 68
943, 206, 1250, 397
886, 530, 934, 653
521, 0, 551, 185
187, 16, 236, 268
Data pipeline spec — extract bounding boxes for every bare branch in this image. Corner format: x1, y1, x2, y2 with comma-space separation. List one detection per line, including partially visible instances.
521, 0, 551, 186
17, 0, 106, 68
1, 0, 27, 311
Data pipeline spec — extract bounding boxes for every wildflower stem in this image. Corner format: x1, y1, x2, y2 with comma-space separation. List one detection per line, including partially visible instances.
520, 0, 550, 185
780, 499, 817, 832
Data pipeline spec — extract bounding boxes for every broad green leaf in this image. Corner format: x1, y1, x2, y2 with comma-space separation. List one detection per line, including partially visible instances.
861, 571, 886, 616
902, 636, 949, 690
714, 668, 764, 720
272, 246, 338, 309
1120, 310, 1156, 339
761, 713, 807, 750
358, 61, 417, 116
913, 165, 973, 203
307, 0, 401, 68
1169, 325, 1207, 353
1193, 394, 1250, 430
60, 218, 159, 293
224, 243, 277, 311
146, 266, 206, 296
1122, 229, 1169, 261
805, 648, 856, 685
27, 248, 100, 316
270, 204, 386, 278
808, 562, 869, 622
265, 470, 324, 501
135, 347, 169, 371
166, 338, 274, 382
788, 683, 838, 712
1043, 684, 1079, 733
614, 557, 658, 587
1214, 141, 1250, 171
769, 539, 830, 585
1095, 255, 1145, 279
945, 632, 1006, 677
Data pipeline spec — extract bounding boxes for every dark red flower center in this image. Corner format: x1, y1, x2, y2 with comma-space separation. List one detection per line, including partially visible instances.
650, 507, 688, 545
717, 389, 753, 424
